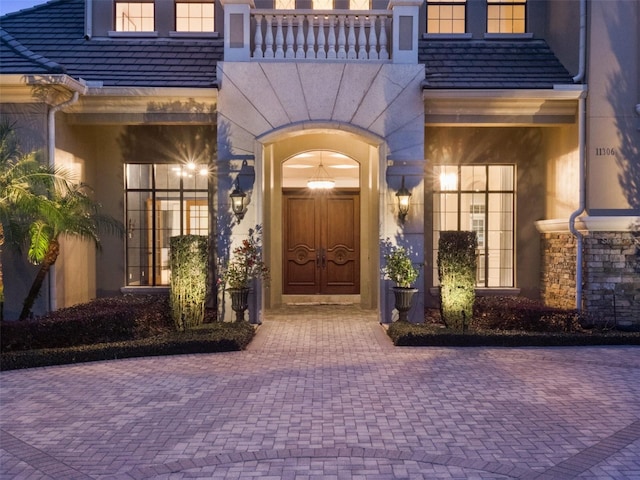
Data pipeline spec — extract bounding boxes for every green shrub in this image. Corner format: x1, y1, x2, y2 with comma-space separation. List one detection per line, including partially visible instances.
1, 295, 173, 352
170, 235, 208, 331
473, 296, 583, 332
387, 320, 640, 347
438, 231, 477, 331
1, 322, 255, 371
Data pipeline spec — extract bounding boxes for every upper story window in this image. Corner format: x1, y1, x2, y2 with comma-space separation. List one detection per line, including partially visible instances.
275, 0, 295, 8
427, 0, 466, 34
175, 2, 215, 32
274, 0, 370, 9
115, 2, 155, 32
487, 0, 526, 33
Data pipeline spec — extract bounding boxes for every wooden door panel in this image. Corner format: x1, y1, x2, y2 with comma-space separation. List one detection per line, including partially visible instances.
284, 196, 319, 294
323, 195, 360, 293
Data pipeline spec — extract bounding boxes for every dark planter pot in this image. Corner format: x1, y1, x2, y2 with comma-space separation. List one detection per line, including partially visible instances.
228, 287, 250, 322
392, 287, 418, 322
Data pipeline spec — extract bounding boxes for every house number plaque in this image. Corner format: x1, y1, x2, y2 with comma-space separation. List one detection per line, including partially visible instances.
595, 147, 616, 156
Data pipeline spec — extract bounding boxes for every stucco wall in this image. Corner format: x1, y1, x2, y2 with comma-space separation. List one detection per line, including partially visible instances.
543, 124, 580, 220
545, 0, 581, 77
586, 0, 640, 214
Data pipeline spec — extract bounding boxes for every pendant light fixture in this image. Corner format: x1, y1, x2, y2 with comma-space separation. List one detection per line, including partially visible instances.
307, 152, 335, 190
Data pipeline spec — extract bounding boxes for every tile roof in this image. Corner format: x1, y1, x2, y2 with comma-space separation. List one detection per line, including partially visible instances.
419, 39, 574, 89
0, 0, 222, 88
1, 0, 573, 90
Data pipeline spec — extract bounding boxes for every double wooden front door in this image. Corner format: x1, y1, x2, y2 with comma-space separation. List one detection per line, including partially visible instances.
283, 190, 360, 295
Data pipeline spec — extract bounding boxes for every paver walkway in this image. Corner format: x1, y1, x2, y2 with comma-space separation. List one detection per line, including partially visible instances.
1, 305, 639, 479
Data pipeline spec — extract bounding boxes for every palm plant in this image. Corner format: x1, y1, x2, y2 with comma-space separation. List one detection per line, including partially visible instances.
19, 183, 123, 320
0, 122, 72, 321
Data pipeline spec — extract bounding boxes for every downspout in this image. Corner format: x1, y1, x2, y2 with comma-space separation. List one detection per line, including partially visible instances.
569, 96, 586, 312
568, 0, 587, 311
47, 91, 80, 312
572, 0, 586, 83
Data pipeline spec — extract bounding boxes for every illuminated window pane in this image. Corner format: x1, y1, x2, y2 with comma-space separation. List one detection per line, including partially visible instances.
275, 0, 295, 8
116, 2, 155, 32
313, 0, 333, 9
427, 1, 466, 34
176, 2, 215, 32
487, 0, 526, 33
350, 0, 369, 9
433, 165, 515, 287
125, 163, 209, 286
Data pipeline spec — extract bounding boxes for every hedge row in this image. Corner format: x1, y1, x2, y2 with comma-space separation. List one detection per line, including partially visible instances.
1, 322, 255, 371
1, 295, 173, 352
387, 321, 640, 347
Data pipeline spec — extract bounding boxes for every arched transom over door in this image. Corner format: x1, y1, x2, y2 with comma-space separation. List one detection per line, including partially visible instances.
282, 151, 360, 295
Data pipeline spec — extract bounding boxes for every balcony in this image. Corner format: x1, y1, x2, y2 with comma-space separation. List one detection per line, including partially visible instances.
221, 0, 422, 64
251, 10, 391, 61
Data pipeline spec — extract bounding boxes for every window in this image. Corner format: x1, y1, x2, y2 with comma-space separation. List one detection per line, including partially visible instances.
349, 0, 370, 9
427, 0, 466, 34
487, 0, 526, 33
433, 165, 515, 287
176, 2, 214, 32
115, 2, 155, 32
125, 163, 209, 286
275, 0, 370, 9
275, 0, 295, 8
312, 0, 333, 9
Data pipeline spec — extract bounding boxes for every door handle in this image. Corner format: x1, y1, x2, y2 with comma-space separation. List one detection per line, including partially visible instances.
316, 250, 321, 269
321, 248, 326, 269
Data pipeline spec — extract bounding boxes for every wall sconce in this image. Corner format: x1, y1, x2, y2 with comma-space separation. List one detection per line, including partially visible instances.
396, 176, 411, 222
230, 178, 246, 221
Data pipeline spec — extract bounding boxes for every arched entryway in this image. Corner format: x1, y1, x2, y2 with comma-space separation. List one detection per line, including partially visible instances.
258, 127, 383, 311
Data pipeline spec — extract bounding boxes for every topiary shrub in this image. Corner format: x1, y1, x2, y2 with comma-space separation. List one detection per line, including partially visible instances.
438, 231, 477, 332
170, 235, 208, 331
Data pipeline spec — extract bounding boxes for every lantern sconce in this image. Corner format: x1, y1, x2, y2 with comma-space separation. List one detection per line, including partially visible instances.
396, 176, 412, 222
230, 178, 247, 221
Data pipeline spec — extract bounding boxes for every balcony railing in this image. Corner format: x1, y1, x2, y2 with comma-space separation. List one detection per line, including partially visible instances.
251, 10, 392, 61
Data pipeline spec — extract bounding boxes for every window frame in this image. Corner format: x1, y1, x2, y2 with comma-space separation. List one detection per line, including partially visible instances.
486, 0, 527, 34
426, 0, 467, 35
174, 1, 215, 33
114, 1, 156, 33
124, 163, 209, 287
432, 164, 516, 288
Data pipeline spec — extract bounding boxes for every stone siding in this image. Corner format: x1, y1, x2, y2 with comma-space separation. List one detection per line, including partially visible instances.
583, 232, 640, 326
540, 233, 577, 310
541, 231, 640, 325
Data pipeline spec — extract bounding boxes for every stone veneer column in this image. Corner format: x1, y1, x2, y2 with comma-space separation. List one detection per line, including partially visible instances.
540, 233, 578, 310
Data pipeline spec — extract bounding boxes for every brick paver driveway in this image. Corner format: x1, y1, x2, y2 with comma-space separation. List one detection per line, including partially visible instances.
1, 305, 639, 479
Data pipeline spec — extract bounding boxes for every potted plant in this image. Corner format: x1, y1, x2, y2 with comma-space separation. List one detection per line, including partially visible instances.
381, 238, 419, 322
220, 226, 269, 321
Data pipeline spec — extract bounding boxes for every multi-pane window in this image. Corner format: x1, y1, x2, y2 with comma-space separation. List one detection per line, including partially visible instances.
427, 0, 466, 34
115, 2, 155, 32
433, 165, 515, 287
312, 0, 333, 9
487, 0, 526, 33
275, 0, 369, 9
176, 2, 214, 32
275, 0, 295, 8
125, 163, 209, 286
